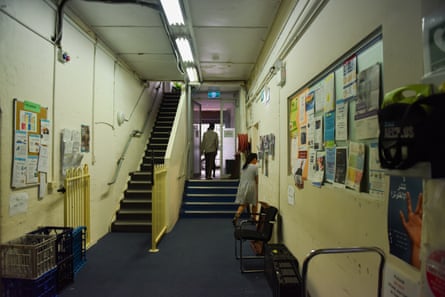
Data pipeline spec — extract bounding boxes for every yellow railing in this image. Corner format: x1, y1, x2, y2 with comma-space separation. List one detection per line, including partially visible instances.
64, 164, 91, 245
149, 164, 168, 253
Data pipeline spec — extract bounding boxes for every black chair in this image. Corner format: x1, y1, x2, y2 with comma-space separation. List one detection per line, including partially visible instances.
234, 203, 278, 273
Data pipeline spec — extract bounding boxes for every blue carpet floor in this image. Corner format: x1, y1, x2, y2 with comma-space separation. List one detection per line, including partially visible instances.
60, 218, 271, 297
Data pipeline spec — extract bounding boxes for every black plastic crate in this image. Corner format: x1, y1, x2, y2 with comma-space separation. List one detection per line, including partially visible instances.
29, 226, 73, 263
56, 255, 74, 292
264, 243, 301, 297
1, 267, 57, 297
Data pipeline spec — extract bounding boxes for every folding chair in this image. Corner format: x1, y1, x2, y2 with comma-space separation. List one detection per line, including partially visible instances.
234, 203, 278, 273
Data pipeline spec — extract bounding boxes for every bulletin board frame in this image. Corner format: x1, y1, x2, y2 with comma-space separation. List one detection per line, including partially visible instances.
11, 98, 49, 188
287, 26, 384, 194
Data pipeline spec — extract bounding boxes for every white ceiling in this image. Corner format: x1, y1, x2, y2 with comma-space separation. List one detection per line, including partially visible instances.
64, 0, 281, 94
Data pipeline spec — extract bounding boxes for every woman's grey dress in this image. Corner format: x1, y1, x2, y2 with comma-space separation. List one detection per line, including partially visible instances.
235, 164, 258, 204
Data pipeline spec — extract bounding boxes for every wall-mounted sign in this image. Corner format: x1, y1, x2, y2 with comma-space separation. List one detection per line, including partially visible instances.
208, 90, 220, 99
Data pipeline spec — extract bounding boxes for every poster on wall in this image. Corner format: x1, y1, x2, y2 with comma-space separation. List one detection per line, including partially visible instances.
325, 147, 336, 183
343, 55, 357, 101
421, 180, 445, 297
323, 72, 335, 112
312, 150, 325, 188
354, 63, 381, 140
368, 142, 385, 199
298, 88, 308, 126
422, 6, 445, 76
324, 111, 335, 147
289, 94, 299, 138
294, 150, 308, 189
335, 99, 348, 141
334, 147, 347, 186
345, 141, 365, 191
388, 176, 423, 269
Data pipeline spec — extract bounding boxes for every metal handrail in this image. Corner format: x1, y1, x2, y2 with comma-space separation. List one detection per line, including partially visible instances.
107, 130, 142, 185
301, 246, 385, 297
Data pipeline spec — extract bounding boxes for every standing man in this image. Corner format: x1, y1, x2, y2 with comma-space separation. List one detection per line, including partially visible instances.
201, 123, 219, 180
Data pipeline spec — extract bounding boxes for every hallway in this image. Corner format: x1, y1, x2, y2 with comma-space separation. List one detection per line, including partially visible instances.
60, 218, 270, 297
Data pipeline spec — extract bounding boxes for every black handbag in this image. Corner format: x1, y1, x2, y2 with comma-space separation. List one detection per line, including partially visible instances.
378, 85, 445, 177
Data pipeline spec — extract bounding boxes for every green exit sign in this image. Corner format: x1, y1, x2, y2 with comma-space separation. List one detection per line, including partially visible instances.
208, 90, 220, 98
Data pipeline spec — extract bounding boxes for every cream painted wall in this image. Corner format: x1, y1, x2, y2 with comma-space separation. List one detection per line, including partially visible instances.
247, 0, 443, 297
0, 0, 162, 245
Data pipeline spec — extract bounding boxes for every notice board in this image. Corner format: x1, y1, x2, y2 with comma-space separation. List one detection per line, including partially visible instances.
287, 28, 384, 195
11, 99, 50, 188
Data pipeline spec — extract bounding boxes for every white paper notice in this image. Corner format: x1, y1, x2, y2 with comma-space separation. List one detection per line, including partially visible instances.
38, 145, 49, 173
9, 192, 29, 216
383, 264, 420, 297
288, 186, 295, 205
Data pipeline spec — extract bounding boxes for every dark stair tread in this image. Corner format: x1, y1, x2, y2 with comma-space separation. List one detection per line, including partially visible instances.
125, 189, 152, 193
186, 186, 238, 189
121, 197, 151, 202
112, 220, 152, 227
184, 193, 236, 197
183, 201, 237, 206
182, 210, 235, 214
118, 209, 152, 214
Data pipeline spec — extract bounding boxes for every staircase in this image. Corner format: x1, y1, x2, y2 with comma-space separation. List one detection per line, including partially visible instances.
111, 93, 180, 232
181, 179, 240, 218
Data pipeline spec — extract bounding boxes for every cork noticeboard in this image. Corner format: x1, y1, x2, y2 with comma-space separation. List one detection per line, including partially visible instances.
11, 98, 49, 188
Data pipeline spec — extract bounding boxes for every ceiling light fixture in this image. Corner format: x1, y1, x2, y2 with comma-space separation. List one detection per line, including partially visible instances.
160, 0, 184, 26
175, 37, 194, 63
186, 67, 198, 82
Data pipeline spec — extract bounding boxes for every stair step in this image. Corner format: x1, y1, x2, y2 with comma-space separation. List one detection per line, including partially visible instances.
180, 210, 235, 218
130, 171, 152, 181
111, 220, 152, 232
183, 201, 237, 206
127, 180, 152, 190
182, 202, 237, 211
184, 193, 236, 198
185, 186, 238, 195
116, 209, 152, 220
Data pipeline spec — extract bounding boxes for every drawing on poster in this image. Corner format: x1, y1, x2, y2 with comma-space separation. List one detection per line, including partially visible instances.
388, 176, 423, 269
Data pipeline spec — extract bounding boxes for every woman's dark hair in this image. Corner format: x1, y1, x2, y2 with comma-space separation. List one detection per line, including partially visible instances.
242, 153, 258, 170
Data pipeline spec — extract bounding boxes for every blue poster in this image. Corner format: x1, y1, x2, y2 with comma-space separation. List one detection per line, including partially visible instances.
388, 176, 423, 269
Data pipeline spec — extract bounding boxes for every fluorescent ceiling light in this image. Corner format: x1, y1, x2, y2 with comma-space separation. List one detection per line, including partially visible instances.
186, 67, 198, 82
160, 0, 184, 25
175, 37, 194, 63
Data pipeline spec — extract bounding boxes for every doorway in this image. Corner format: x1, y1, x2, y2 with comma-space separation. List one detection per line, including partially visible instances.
192, 98, 237, 179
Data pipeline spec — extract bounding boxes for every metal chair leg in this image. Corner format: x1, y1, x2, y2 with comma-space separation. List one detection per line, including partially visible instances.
239, 240, 265, 273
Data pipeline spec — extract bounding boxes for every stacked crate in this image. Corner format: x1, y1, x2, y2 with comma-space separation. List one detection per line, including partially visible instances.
1, 234, 57, 297
72, 226, 87, 276
29, 227, 74, 292
264, 243, 302, 297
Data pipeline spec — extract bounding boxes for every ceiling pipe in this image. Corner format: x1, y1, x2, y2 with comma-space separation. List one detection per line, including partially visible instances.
53, 0, 71, 47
